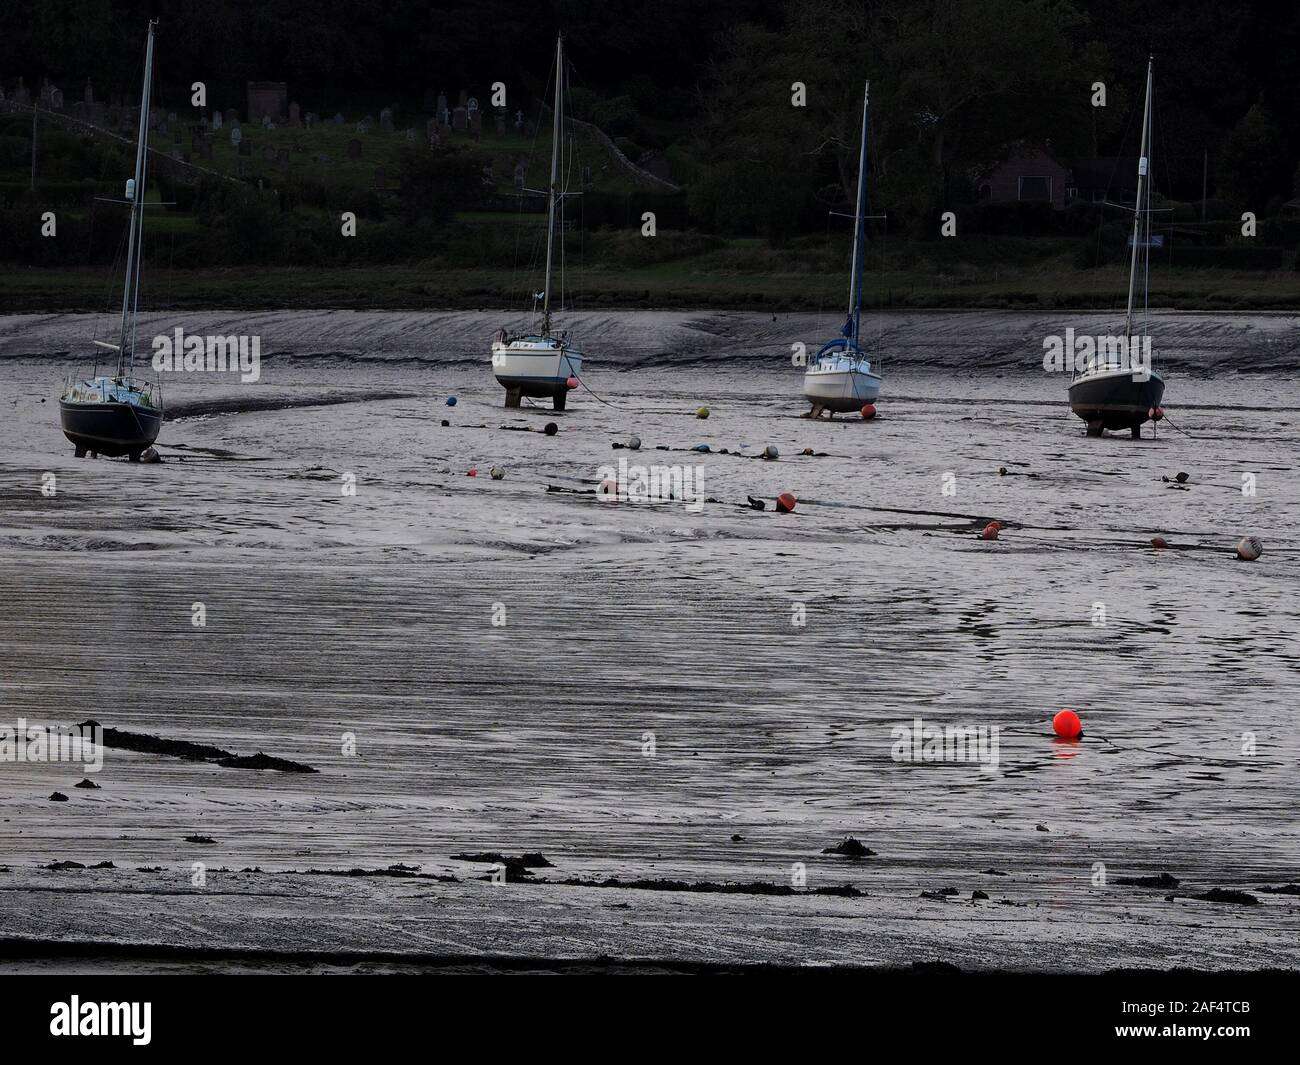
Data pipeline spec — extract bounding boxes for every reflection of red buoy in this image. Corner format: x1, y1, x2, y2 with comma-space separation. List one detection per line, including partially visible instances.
861, 403, 877, 419
776, 492, 797, 513
566, 376, 579, 390
598, 478, 618, 500
1053, 709, 1082, 739
1151, 535, 1169, 550
981, 521, 1001, 541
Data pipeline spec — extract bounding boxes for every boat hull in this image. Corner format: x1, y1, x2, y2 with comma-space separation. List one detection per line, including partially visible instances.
802, 366, 881, 412
491, 342, 583, 399
1068, 368, 1165, 432
59, 400, 162, 456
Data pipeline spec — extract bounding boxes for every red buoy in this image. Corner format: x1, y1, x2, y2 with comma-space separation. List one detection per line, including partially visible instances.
1152, 407, 1165, 421
1151, 536, 1169, 550
566, 376, 579, 390
776, 492, 797, 513
981, 521, 1001, 541
467, 467, 478, 477
860, 403, 877, 419
1053, 709, 1082, 739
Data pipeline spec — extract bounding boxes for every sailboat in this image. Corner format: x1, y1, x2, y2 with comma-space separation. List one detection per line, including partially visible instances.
59, 20, 163, 461
804, 81, 882, 417
1069, 56, 1166, 438
491, 33, 583, 411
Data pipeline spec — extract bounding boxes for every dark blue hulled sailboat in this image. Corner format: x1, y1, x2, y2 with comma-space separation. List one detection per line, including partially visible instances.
1069, 57, 1166, 438
59, 20, 163, 460
803, 81, 882, 416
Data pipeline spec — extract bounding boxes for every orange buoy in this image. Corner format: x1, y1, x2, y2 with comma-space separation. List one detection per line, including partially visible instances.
1053, 709, 1082, 739
981, 521, 1001, 541
860, 403, 876, 419
775, 492, 797, 513
1151, 536, 1169, 550
566, 376, 579, 390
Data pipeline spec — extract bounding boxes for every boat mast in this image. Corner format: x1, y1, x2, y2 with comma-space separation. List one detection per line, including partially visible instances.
1123, 56, 1153, 342
541, 33, 563, 337
118, 20, 157, 376
845, 83, 870, 347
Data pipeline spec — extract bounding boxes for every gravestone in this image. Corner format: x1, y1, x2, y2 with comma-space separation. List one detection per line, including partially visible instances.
469, 110, 482, 139
224, 107, 238, 126
289, 101, 300, 124
238, 138, 252, 156
333, 112, 345, 125
262, 144, 276, 162
347, 138, 361, 159
277, 147, 289, 169
452, 106, 467, 131
436, 93, 448, 117
230, 125, 242, 146
404, 128, 416, 143
261, 114, 273, 129
212, 110, 223, 130
426, 118, 440, 145
167, 111, 178, 126
513, 162, 525, 189
200, 140, 213, 160
457, 89, 468, 108
514, 109, 524, 132
379, 107, 394, 132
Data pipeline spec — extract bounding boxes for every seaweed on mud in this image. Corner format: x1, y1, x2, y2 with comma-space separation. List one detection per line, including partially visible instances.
1116, 872, 1180, 888
1186, 889, 1259, 905
821, 837, 876, 857
556, 877, 865, 898
77, 721, 317, 773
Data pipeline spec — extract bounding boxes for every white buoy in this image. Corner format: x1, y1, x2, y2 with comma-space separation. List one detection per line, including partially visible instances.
1236, 536, 1262, 561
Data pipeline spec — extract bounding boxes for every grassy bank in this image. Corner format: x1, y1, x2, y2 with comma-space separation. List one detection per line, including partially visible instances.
3, 258, 1298, 313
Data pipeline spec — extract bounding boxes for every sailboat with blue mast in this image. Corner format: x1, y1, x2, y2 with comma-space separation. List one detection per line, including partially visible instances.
803, 81, 882, 416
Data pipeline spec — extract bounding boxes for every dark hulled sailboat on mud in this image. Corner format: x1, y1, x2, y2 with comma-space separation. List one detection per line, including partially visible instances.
59, 20, 163, 460
1069, 56, 1166, 438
